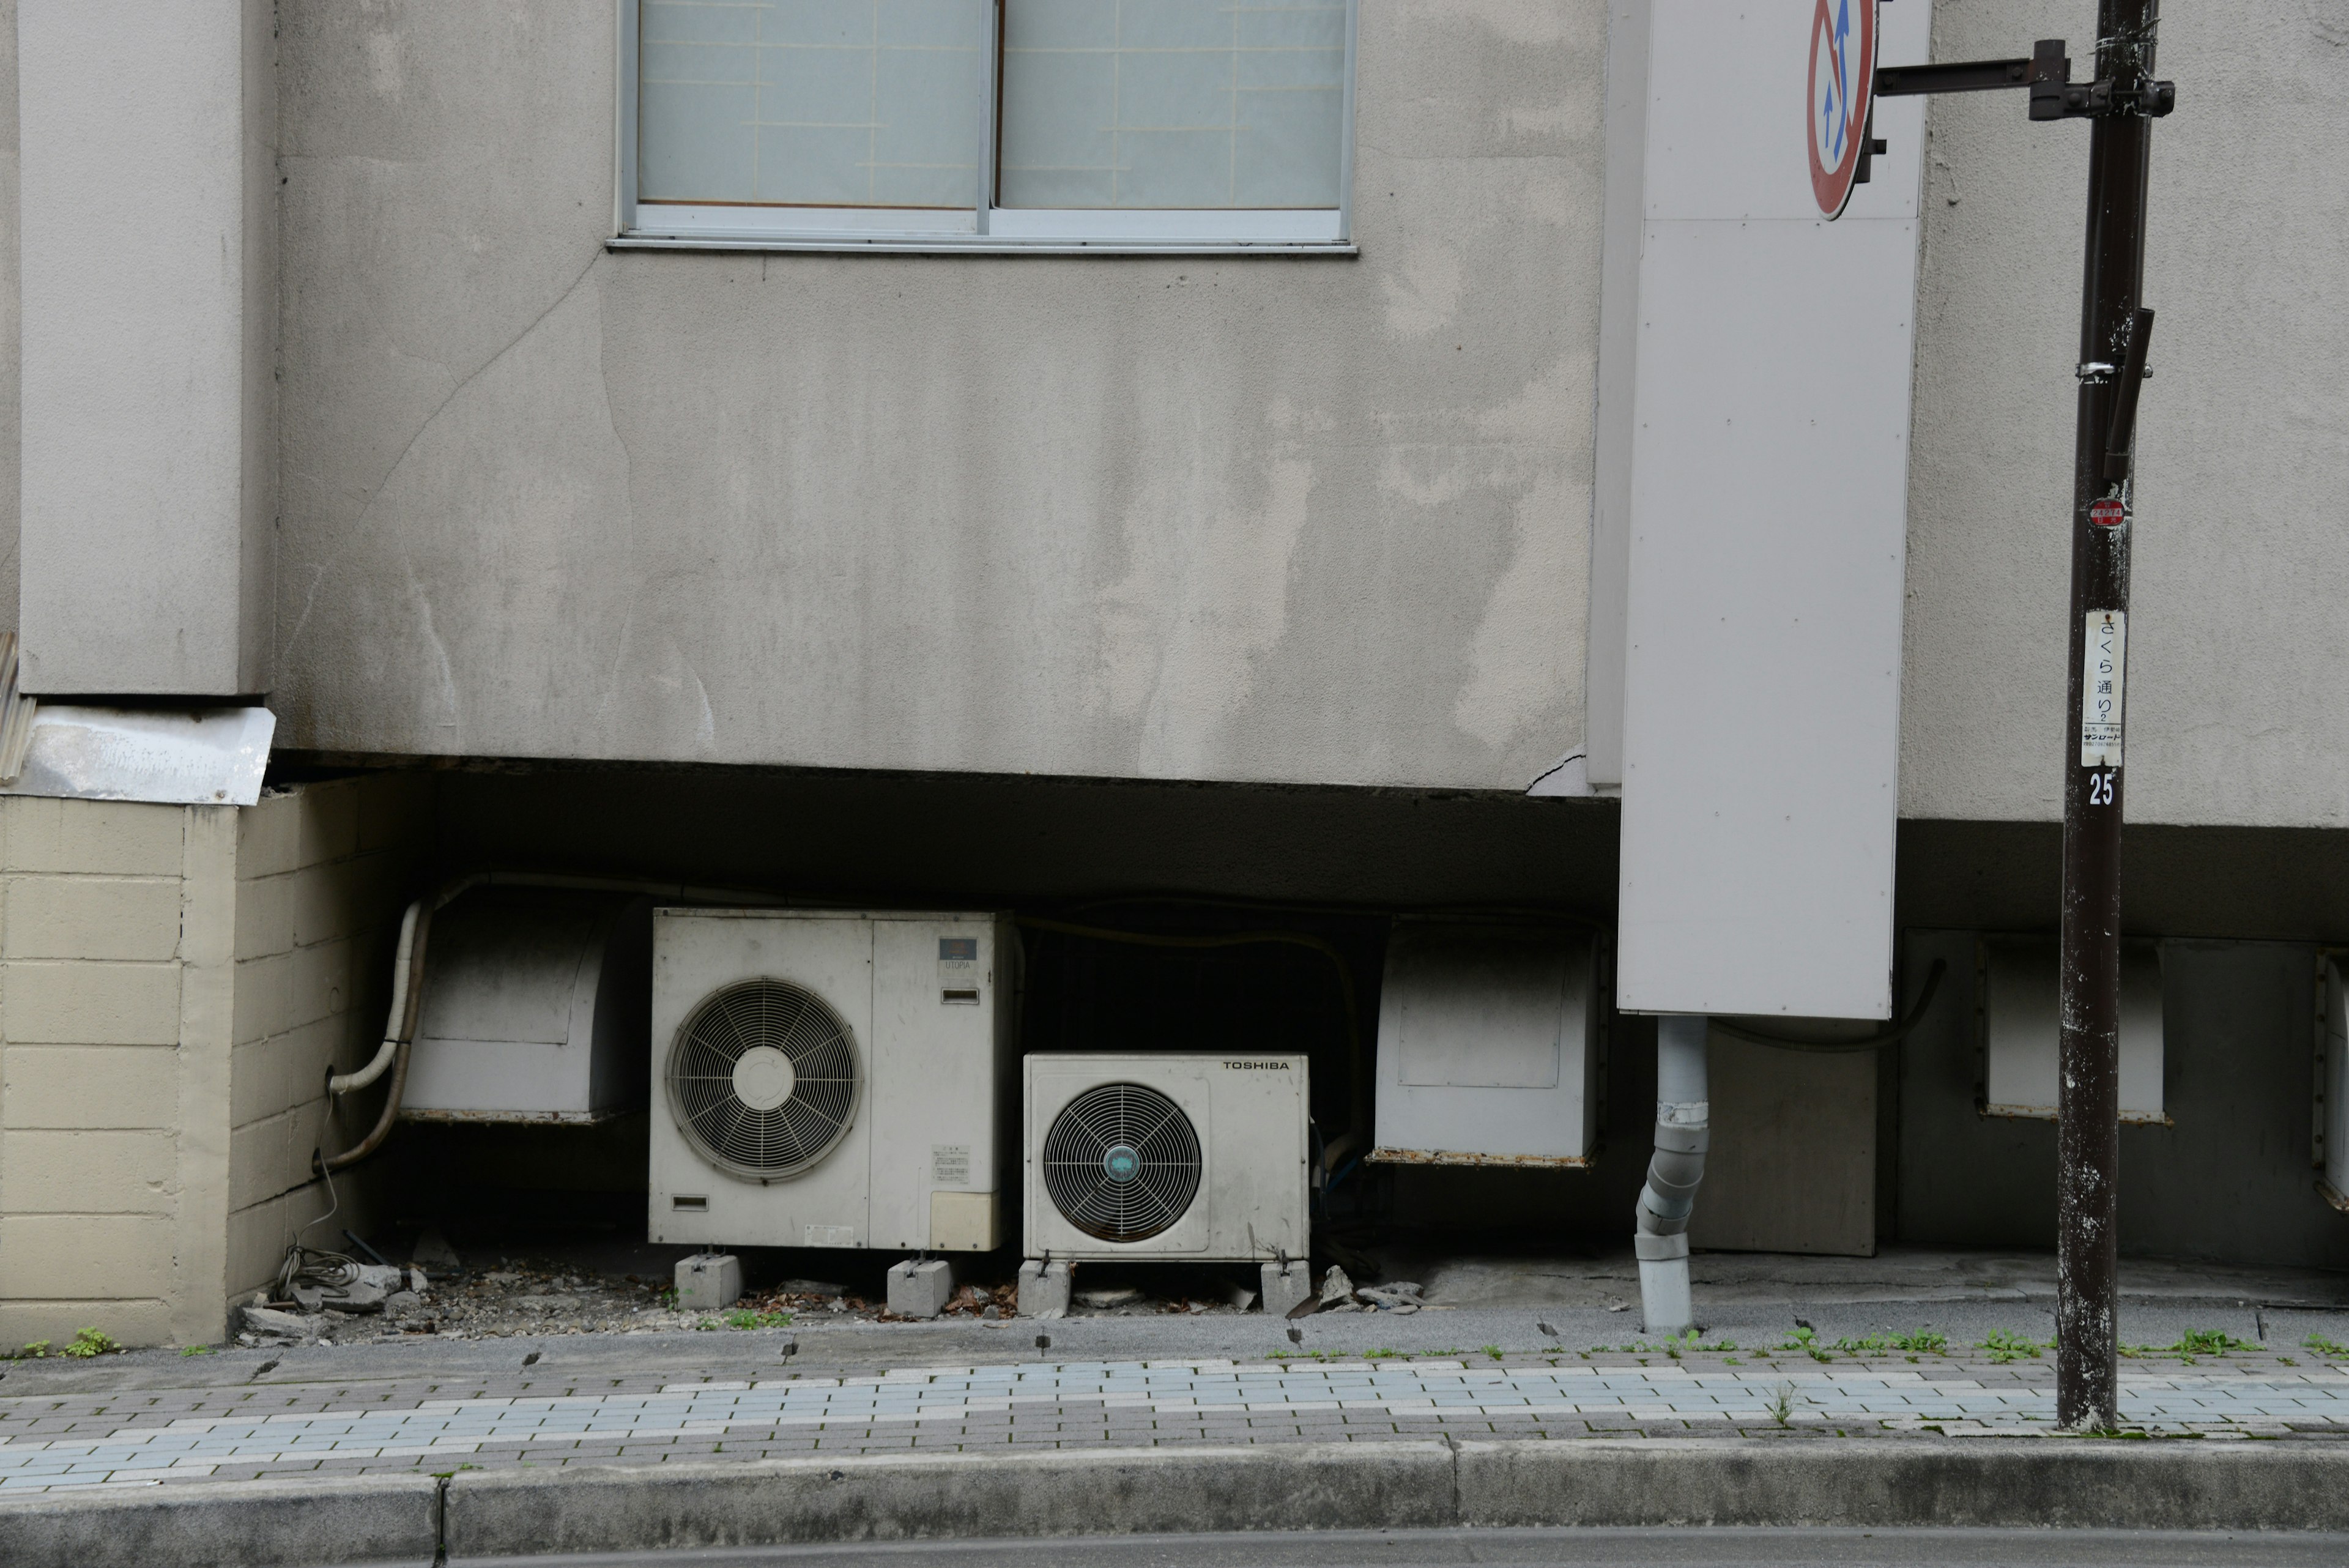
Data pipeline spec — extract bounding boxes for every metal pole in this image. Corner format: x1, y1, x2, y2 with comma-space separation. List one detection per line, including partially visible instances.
2057, 0, 2159, 1433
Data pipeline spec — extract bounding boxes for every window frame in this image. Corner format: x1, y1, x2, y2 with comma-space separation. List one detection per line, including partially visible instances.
611, 0, 1357, 255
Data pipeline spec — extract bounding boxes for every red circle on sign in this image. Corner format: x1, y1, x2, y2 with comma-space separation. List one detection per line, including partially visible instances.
2089, 499, 2128, 528
1807, 0, 1877, 218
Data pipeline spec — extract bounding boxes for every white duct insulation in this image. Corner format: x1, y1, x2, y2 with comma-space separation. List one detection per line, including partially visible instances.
317, 872, 795, 1175
1635, 1014, 1710, 1336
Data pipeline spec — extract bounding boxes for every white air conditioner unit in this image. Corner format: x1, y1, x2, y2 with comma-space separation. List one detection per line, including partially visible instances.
1022, 1053, 1308, 1262
648, 910, 1015, 1253
2322, 958, 2349, 1213
1980, 936, 2165, 1123
403, 890, 651, 1124
1370, 919, 1602, 1167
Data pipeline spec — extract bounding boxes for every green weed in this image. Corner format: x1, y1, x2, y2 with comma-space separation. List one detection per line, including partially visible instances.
1480, 1345, 1505, 1361
1835, 1329, 1947, 1358
62, 1328, 119, 1359
1767, 1383, 1796, 1425
2304, 1332, 2349, 1358
724, 1309, 793, 1331
1980, 1330, 2049, 1363
179, 1345, 216, 1357
1782, 1327, 1831, 1363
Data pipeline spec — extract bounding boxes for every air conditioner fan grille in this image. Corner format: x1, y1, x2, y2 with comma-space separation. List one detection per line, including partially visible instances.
666, 978, 859, 1180
1042, 1082, 1202, 1243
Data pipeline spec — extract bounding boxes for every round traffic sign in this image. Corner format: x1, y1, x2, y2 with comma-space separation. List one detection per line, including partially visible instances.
2089, 498, 2127, 528
1808, 0, 1877, 218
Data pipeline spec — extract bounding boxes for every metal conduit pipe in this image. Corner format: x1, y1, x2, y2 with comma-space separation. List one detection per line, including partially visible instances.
316, 871, 801, 1176
1635, 1014, 1710, 1336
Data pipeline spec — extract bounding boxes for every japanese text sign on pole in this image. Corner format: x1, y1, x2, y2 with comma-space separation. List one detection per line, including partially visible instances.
1809, 0, 1877, 218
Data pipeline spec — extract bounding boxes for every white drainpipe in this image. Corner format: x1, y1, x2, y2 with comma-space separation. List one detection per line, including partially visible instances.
1635, 1014, 1710, 1336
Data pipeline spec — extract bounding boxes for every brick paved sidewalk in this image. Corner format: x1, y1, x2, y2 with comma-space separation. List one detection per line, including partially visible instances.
5, 1345, 2347, 1495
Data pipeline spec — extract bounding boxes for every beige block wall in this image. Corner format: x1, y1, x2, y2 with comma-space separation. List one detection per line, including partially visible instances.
225, 774, 431, 1307
0, 775, 432, 1349
0, 798, 234, 1348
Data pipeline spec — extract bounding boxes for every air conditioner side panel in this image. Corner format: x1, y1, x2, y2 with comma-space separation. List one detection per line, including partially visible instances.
647, 910, 875, 1247
1204, 1057, 1310, 1261
866, 913, 1011, 1252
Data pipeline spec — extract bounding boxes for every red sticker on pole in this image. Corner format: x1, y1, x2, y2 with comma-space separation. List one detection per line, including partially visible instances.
2088, 499, 2128, 528
1808, 0, 1877, 218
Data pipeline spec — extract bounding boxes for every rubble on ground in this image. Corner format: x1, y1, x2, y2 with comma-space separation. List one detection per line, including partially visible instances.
227, 1255, 1403, 1346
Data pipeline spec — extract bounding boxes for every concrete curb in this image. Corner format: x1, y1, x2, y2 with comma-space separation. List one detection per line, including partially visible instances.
445, 1440, 1453, 1559
1455, 1439, 2349, 1531
8, 1439, 2349, 1566
0, 1473, 439, 1568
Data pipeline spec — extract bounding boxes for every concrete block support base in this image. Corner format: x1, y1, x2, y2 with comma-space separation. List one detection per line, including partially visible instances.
675, 1253, 741, 1312
888, 1258, 954, 1318
1018, 1259, 1071, 1319
1261, 1259, 1312, 1317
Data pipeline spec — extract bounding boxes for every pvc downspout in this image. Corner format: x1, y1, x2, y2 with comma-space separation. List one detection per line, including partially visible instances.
317, 871, 800, 1175
1635, 1014, 1709, 1336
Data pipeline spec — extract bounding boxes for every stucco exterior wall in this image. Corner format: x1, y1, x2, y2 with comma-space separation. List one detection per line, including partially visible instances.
269, 1, 1605, 792
1901, 1, 2349, 828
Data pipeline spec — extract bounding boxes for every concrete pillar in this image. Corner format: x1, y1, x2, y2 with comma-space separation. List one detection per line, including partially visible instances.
17, 0, 278, 694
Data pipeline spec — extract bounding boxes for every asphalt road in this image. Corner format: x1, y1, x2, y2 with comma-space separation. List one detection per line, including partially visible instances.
461, 1527, 2349, 1567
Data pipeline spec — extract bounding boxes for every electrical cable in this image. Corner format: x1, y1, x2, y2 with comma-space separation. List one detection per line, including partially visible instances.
1014, 915, 1368, 1173
1704, 959, 1948, 1052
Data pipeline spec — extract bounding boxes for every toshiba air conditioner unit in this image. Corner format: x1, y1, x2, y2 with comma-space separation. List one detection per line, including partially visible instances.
648, 910, 1015, 1253
1022, 1053, 1309, 1262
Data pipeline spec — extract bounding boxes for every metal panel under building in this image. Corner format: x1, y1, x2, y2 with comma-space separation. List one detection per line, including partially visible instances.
2320, 958, 2348, 1211
1687, 1028, 1876, 1258
1980, 937, 2165, 1123
1370, 921, 1601, 1167
1610, 0, 1931, 1019
402, 890, 653, 1123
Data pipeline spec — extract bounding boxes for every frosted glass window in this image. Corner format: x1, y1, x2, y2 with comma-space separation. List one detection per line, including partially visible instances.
998, 0, 1347, 210
640, 0, 990, 208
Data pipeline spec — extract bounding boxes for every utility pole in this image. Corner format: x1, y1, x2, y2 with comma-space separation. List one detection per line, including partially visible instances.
2054, 0, 2162, 1435
1856, 1, 2172, 1431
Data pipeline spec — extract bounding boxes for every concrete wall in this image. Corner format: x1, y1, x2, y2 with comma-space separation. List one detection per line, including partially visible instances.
269, 1, 1604, 792
226, 775, 431, 1304
15, 0, 275, 696
0, 0, 18, 636
0, 798, 236, 1348
1901, 2, 2349, 829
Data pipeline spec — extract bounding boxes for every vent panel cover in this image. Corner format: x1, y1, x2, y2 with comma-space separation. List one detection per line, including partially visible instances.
1042, 1082, 1202, 1242
666, 978, 860, 1180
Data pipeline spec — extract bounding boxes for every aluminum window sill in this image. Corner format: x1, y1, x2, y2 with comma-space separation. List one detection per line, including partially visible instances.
609, 233, 1357, 258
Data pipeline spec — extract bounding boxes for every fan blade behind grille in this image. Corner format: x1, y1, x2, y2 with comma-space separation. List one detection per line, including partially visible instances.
665, 978, 862, 1181
1042, 1082, 1201, 1243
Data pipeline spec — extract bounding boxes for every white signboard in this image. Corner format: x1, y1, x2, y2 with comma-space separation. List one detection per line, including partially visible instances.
1614, 0, 1930, 1020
